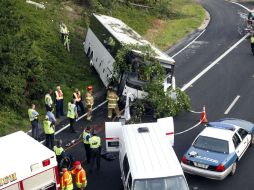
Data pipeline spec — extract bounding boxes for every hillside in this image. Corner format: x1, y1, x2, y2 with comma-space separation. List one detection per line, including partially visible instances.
0, 0, 205, 136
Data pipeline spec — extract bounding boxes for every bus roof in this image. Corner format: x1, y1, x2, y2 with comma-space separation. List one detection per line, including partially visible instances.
93, 14, 175, 65
122, 123, 183, 179
0, 131, 57, 188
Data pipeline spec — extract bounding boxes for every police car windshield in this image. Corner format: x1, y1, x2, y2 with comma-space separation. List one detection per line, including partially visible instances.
134, 176, 189, 190
193, 136, 229, 154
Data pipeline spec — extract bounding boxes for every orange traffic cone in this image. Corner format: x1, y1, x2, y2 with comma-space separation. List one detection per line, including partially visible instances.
200, 106, 208, 124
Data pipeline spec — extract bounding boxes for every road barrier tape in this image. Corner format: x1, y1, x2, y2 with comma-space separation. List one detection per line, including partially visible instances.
175, 121, 201, 135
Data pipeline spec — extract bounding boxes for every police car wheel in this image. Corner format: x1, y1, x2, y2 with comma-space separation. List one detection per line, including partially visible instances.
230, 162, 237, 176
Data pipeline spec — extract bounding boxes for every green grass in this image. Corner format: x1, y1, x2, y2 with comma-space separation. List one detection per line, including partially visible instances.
145, 0, 206, 50
0, 0, 205, 136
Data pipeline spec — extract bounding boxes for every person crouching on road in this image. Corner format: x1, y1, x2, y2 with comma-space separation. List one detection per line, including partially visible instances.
85, 85, 94, 121
67, 99, 78, 133
61, 165, 73, 190
83, 126, 92, 164
28, 104, 39, 140
43, 115, 55, 150
54, 139, 65, 165
89, 131, 101, 173
71, 161, 87, 190
107, 86, 121, 119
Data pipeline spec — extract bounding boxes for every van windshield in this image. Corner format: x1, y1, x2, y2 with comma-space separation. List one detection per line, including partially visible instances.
134, 176, 189, 190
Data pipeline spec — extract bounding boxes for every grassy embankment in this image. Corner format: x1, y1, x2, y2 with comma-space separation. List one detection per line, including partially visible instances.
0, 0, 205, 136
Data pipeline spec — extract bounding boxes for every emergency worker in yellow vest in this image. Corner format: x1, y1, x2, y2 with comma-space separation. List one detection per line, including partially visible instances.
107, 86, 121, 119
71, 161, 87, 190
89, 131, 101, 173
67, 99, 78, 133
28, 104, 39, 140
83, 126, 92, 164
85, 86, 94, 121
251, 33, 254, 55
55, 86, 64, 118
61, 165, 73, 190
54, 139, 65, 164
43, 115, 55, 149
73, 88, 85, 115
45, 88, 53, 111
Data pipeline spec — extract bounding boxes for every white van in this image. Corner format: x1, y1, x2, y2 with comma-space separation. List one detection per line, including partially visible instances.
105, 117, 189, 190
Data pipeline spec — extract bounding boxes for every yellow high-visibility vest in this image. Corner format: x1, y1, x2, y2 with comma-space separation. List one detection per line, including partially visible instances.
67, 102, 76, 119
43, 120, 55, 134
83, 131, 90, 144
251, 36, 254, 44
89, 136, 101, 149
53, 146, 64, 156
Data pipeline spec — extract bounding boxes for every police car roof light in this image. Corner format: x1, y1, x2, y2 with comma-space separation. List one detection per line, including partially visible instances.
207, 122, 235, 131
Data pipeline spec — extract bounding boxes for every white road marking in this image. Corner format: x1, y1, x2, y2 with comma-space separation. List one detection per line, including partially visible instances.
231, 2, 251, 12
172, 30, 206, 58
181, 33, 249, 91
224, 95, 240, 114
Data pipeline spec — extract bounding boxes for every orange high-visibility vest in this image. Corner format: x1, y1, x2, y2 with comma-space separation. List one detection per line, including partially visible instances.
61, 171, 73, 190
71, 168, 87, 186
73, 91, 81, 102
55, 90, 63, 100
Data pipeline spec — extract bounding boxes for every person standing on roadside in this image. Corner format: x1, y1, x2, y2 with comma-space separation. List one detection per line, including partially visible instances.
73, 88, 85, 115
71, 161, 87, 190
55, 86, 64, 118
85, 85, 94, 121
28, 104, 39, 140
53, 139, 65, 165
83, 126, 92, 164
61, 165, 73, 190
45, 88, 53, 112
47, 107, 56, 125
107, 86, 121, 119
89, 131, 101, 173
43, 115, 55, 150
67, 99, 78, 133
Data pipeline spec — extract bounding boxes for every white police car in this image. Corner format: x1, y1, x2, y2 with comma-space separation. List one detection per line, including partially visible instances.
181, 118, 254, 180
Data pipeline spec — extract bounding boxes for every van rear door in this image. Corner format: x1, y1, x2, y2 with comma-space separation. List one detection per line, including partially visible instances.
157, 117, 174, 146
105, 122, 122, 152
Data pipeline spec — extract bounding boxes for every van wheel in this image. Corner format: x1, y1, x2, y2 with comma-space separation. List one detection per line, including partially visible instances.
230, 162, 237, 176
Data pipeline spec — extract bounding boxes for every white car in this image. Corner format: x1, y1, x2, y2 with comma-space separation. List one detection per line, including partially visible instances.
181, 118, 254, 180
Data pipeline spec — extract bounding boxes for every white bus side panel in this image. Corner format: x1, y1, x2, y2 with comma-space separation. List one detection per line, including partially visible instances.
84, 28, 115, 87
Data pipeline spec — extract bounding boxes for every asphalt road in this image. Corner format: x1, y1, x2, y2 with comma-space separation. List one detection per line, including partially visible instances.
53, 0, 254, 190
